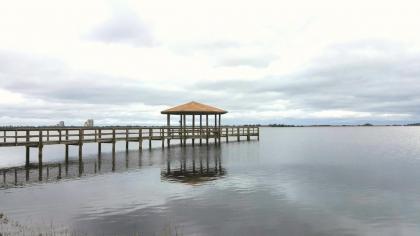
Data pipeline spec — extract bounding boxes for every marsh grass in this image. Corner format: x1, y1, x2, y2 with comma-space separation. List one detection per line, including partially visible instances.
0, 212, 183, 236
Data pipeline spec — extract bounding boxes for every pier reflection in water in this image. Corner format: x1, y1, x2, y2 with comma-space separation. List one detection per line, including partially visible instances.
0, 144, 226, 188
162, 147, 225, 184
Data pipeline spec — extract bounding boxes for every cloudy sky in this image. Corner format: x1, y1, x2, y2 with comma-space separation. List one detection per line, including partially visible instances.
1, 0, 420, 126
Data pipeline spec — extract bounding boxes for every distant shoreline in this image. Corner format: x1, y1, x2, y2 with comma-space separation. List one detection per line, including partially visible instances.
1, 123, 419, 128
261, 123, 420, 127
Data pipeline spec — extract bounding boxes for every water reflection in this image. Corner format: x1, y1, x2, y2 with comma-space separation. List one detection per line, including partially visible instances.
0, 145, 226, 189
162, 147, 225, 184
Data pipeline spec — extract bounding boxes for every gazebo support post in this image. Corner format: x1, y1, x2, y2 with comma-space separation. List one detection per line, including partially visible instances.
218, 114, 221, 145
214, 114, 217, 145
199, 115, 202, 146
192, 114, 195, 146
179, 115, 182, 146
183, 114, 186, 146
167, 114, 170, 147
206, 115, 209, 145
160, 102, 227, 147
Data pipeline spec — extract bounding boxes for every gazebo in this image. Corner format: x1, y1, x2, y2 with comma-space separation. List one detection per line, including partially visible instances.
161, 101, 227, 146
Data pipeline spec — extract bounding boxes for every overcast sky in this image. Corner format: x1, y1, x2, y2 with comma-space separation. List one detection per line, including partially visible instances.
1, 0, 420, 126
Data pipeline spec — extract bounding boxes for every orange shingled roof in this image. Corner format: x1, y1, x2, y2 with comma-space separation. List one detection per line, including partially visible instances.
161, 101, 227, 114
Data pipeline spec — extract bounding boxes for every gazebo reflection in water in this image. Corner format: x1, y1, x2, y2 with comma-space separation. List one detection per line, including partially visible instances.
161, 146, 225, 184
0, 145, 225, 188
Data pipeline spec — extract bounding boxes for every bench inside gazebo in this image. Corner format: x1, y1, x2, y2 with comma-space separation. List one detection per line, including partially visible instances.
161, 101, 227, 146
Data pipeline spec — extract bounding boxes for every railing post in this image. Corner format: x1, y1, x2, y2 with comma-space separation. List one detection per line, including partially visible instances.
25, 130, 30, 167
148, 128, 152, 149
38, 130, 43, 169
139, 128, 143, 150
257, 127, 260, 141
226, 128, 229, 143
125, 128, 129, 152
237, 127, 240, 142
98, 129, 102, 154
58, 164, 62, 179
112, 129, 116, 154
65, 130, 69, 164
79, 129, 83, 162
161, 128, 165, 148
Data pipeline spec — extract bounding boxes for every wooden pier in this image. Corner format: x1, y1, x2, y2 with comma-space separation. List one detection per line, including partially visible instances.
0, 125, 259, 167
0, 101, 259, 168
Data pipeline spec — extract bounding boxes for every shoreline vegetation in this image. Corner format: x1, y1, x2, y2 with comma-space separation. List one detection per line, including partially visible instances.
0, 212, 183, 236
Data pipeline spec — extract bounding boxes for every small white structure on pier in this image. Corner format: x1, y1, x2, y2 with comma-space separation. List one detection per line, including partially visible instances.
84, 119, 94, 127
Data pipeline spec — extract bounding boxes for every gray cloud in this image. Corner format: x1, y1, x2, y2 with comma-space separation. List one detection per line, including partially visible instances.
219, 57, 272, 68
1, 41, 420, 126
86, 10, 155, 47
196, 41, 420, 122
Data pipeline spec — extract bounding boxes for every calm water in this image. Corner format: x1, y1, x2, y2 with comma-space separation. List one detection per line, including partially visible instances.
1, 127, 420, 235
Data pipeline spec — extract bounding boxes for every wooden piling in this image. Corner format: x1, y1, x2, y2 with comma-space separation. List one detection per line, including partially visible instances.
237, 127, 240, 141
125, 128, 129, 152
65, 145, 69, 163
139, 128, 143, 150
25, 146, 30, 167
58, 164, 62, 179
38, 130, 43, 166
65, 129, 69, 164
148, 128, 152, 149
112, 129, 116, 154
78, 145, 83, 162
14, 169, 17, 185
78, 129, 83, 162
98, 129, 102, 154
167, 114, 171, 147
161, 128, 165, 148
38, 155, 43, 181
257, 127, 260, 141
226, 127, 229, 143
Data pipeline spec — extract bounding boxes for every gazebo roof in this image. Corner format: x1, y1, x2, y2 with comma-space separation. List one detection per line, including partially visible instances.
161, 101, 227, 115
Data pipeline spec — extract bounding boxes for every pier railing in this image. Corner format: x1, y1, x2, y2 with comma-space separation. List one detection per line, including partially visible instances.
0, 126, 259, 147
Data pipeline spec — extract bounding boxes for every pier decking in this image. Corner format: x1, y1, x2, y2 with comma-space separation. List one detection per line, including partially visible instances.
0, 125, 259, 166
